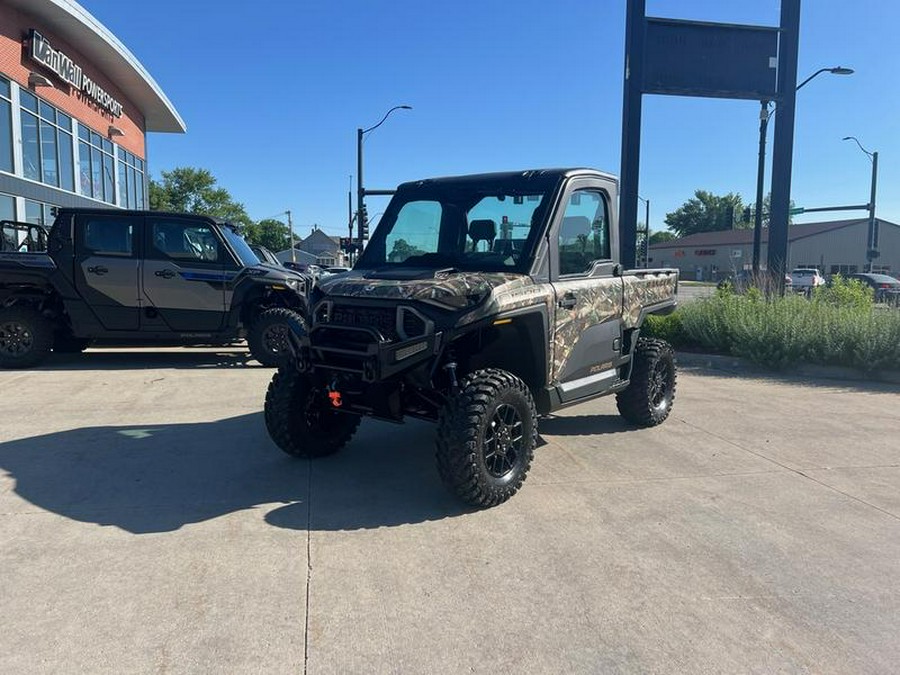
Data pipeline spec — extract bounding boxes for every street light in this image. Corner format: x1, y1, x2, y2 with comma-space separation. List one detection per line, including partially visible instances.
357, 105, 412, 244
752, 67, 854, 273
843, 135, 879, 272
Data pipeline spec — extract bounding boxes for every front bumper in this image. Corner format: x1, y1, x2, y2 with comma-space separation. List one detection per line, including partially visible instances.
286, 320, 441, 383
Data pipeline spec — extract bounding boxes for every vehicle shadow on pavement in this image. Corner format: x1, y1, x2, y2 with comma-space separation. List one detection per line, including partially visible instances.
538, 414, 633, 437
36, 348, 264, 371
0, 413, 468, 534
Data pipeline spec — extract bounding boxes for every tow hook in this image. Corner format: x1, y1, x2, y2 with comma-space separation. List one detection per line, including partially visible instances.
326, 379, 342, 408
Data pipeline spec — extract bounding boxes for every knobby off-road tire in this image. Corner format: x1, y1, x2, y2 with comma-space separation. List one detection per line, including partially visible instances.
436, 368, 538, 507
248, 307, 303, 367
264, 367, 361, 458
0, 306, 53, 369
616, 338, 677, 427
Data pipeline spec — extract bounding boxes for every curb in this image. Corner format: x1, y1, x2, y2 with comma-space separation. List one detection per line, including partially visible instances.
675, 351, 900, 386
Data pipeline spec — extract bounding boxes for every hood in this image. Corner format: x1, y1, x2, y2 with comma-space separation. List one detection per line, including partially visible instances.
317, 269, 532, 308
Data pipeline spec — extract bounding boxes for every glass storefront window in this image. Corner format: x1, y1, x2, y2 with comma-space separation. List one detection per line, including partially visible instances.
19, 93, 74, 191
0, 194, 14, 222
0, 77, 11, 173
21, 111, 40, 181
117, 146, 146, 209
78, 123, 117, 204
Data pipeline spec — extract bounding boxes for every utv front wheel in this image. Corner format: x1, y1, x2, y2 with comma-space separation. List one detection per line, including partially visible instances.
0, 306, 53, 369
436, 368, 537, 507
264, 367, 360, 458
616, 338, 677, 427
248, 307, 303, 367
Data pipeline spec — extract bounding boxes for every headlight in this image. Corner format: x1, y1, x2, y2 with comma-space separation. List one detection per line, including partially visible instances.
285, 278, 305, 293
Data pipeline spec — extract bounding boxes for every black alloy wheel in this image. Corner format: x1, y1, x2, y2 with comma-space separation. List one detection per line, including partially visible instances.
248, 307, 304, 367
483, 403, 525, 479
616, 337, 677, 427
0, 307, 53, 369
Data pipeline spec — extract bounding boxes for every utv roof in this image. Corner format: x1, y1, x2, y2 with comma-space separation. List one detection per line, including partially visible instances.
397, 168, 618, 190
54, 207, 226, 223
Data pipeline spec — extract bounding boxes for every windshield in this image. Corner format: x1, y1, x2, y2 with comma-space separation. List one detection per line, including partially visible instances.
222, 226, 260, 266
356, 175, 560, 273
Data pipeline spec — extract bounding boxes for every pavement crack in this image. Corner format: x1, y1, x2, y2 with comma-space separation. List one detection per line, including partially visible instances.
304, 457, 312, 675
680, 419, 900, 522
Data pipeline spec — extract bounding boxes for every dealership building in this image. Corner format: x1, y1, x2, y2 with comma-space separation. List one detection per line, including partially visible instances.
0, 0, 184, 226
649, 218, 900, 281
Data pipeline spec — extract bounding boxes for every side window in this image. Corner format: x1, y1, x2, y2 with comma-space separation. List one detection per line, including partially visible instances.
557, 190, 610, 276
149, 219, 221, 263
385, 201, 442, 263
81, 216, 134, 257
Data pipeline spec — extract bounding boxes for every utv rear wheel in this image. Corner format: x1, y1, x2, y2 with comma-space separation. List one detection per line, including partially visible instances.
0, 306, 53, 369
248, 307, 303, 367
436, 368, 537, 507
616, 338, 676, 427
264, 367, 360, 458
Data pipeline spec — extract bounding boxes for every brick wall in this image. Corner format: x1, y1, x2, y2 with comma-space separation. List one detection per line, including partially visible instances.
0, 2, 145, 158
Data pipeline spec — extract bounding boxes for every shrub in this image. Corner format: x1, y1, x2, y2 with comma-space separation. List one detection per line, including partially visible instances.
813, 274, 873, 310
669, 291, 900, 372
643, 312, 688, 347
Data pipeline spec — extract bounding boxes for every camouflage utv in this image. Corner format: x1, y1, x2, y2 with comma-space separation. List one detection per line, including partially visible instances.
264, 169, 679, 507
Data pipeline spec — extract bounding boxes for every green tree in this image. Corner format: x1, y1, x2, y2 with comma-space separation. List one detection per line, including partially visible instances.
649, 230, 677, 245
248, 219, 292, 252
664, 190, 746, 238
149, 167, 252, 228
389, 238, 424, 262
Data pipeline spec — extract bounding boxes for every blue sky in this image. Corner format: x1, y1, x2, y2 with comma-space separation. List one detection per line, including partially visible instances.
82, 0, 899, 237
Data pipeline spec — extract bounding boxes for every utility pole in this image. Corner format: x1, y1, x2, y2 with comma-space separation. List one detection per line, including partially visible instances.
286, 209, 296, 263
356, 127, 364, 246
867, 151, 878, 272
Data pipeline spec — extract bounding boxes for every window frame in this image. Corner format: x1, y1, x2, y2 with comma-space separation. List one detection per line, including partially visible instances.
144, 216, 231, 267
551, 185, 614, 280
76, 214, 140, 259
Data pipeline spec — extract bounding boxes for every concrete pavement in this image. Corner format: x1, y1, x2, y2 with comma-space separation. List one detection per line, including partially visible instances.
1, 348, 898, 673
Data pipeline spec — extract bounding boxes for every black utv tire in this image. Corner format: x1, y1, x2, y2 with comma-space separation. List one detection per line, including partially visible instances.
0, 306, 53, 369
248, 307, 303, 367
264, 367, 361, 458
436, 368, 537, 507
616, 338, 677, 427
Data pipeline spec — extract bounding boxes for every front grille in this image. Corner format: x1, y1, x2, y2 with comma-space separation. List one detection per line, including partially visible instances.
329, 305, 398, 340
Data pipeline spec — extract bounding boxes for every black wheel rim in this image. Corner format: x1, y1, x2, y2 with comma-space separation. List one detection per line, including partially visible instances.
0, 321, 34, 356
649, 359, 673, 410
483, 403, 524, 478
263, 323, 289, 356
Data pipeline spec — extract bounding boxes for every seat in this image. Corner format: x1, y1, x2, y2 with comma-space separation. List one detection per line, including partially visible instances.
468, 219, 497, 251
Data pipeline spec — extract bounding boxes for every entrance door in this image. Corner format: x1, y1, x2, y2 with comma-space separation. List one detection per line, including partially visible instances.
140, 217, 230, 332
73, 213, 141, 330
550, 187, 623, 401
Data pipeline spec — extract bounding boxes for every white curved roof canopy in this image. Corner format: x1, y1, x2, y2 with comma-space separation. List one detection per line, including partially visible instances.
7, 0, 186, 132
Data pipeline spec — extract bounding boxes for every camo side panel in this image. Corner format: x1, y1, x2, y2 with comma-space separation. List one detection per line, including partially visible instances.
321, 272, 525, 302
457, 278, 554, 327
551, 278, 622, 382
621, 271, 678, 328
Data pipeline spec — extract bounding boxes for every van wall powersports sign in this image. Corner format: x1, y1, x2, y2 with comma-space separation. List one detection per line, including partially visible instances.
28, 29, 124, 118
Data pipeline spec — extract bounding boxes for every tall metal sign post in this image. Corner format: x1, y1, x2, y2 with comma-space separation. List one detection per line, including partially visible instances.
619, 0, 800, 285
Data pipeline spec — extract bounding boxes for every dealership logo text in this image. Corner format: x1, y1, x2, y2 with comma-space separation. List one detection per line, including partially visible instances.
30, 30, 123, 117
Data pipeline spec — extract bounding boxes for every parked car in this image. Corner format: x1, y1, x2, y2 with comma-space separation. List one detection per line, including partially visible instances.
790, 268, 826, 291
249, 244, 282, 267
717, 270, 792, 292
847, 273, 900, 306
325, 266, 351, 275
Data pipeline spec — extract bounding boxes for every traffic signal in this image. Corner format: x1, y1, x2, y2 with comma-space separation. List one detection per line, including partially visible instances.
743, 207, 752, 223
360, 205, 369, 240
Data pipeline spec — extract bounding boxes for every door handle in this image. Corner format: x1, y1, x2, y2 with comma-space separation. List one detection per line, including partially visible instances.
87, 265, 109, 276
155, 269, 177, 279
558, 293, 577, 310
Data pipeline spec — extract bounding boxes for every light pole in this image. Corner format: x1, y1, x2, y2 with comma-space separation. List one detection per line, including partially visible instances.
357, 105, 411, 245
752, 67, 854, 274
843, 136, 879, 272
637, 195, 650, 267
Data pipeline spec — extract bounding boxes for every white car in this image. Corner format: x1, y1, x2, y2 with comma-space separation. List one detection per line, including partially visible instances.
790, 268, 826, 289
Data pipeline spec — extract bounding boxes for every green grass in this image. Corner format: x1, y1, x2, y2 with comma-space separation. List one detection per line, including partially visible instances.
644, 279, 900, 372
